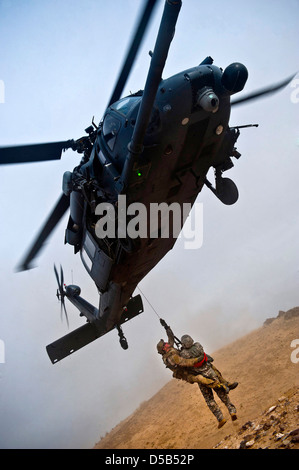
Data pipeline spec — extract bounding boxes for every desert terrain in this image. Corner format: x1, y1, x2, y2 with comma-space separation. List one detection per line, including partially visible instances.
94, 308, 299, 449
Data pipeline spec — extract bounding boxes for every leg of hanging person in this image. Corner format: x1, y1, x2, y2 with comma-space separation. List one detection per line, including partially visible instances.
213, 386, 237, 417
198, 383, 224, 423
210, 364, 229, 387
186, 373, 216, 386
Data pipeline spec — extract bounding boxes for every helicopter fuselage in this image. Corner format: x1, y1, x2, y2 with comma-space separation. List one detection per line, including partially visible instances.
0, 0, 292, 363
65, 61, 246, 334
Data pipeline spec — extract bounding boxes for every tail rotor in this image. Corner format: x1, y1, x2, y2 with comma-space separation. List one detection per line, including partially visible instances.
54, 264, 69, 327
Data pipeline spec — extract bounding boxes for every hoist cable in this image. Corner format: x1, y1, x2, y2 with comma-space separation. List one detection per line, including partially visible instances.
137, 285, 182, 346
137, 285, 161, 319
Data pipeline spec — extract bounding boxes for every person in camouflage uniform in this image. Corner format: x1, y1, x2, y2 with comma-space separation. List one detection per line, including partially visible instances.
157, 322, 229, 391
180, 334, 238, 428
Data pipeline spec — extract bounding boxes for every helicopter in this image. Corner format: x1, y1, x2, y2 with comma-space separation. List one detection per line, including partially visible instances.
0, 0, 294, 364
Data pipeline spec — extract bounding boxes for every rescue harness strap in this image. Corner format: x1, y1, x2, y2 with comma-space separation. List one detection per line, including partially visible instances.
193, 352, 208, 368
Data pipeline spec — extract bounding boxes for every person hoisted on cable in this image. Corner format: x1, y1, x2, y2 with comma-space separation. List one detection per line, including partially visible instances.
157, 319, 238, 429
157, 319, 222, 387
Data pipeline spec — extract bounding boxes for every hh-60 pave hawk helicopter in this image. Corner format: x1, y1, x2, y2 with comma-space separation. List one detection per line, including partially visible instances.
0, 0, 294, 363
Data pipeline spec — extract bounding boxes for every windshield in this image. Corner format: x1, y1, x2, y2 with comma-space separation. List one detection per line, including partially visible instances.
102, 114, 121, 151
111, 96, 141, 116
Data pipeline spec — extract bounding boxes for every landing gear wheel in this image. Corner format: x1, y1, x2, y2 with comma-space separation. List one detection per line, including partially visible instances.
120, 337, 128, 350
116, 324, 128, 350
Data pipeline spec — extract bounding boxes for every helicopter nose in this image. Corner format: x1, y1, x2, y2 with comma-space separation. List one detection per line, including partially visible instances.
221, 62, 248, 95
197, 87, 219, 113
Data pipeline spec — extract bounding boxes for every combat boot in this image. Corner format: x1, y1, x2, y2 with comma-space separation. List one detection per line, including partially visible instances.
228, 382, 238, 391
217, 418, 227, 429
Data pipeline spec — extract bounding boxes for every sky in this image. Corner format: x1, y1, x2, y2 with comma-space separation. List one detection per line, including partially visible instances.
0, 0, 298, 449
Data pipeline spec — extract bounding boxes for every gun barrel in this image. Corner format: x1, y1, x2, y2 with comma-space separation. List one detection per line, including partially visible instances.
233, 124, 259, 129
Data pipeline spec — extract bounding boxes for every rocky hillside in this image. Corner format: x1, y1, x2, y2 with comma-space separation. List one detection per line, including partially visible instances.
94, 309, 299, 449
214, 387, 299, 449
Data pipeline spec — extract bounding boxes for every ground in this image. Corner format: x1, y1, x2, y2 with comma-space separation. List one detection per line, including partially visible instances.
94, 310, 299, 449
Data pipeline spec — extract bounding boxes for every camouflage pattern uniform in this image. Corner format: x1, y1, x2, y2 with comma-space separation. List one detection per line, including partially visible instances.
160, 348, 216, 386
180, 336, 237, 424
157, 329, 217, 387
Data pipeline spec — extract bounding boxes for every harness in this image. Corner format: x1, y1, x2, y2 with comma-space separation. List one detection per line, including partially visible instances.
193, 352, 208, 368
136, 288, 203, 369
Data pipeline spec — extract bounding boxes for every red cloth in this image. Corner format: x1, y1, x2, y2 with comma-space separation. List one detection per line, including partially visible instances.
193, 352, 207, 368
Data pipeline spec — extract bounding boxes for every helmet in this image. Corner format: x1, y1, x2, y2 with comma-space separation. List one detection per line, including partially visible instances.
157, 340, 171, 354
157, 339, 165, 354
181, 334, 194, 349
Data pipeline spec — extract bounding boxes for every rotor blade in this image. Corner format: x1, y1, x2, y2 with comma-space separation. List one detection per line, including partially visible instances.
61, 299, 69, 328
54, 264, 61, 291
0, 140, 75, 165
60, 265, 64, 290
60, 302, 63, 322
54, 264, 69, 327
231, 74, 296, 107
17, 193, 70, 271
107, 0, 159, 107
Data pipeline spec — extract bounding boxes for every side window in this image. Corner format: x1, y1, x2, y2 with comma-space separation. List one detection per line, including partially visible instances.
102, 114, 121, 151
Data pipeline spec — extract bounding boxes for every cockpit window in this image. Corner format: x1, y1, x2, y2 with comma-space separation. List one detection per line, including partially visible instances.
102, 114, 121, 151
112, 96, 141, 116
102, 97, 141, 151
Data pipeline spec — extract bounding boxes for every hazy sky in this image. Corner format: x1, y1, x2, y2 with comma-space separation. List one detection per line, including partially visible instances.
0, 0, 298, 449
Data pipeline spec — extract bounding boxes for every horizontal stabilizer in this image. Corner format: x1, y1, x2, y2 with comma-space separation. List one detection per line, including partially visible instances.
119, 294, 144, 325
46, 294, 144, 364
46, 322, 100, 364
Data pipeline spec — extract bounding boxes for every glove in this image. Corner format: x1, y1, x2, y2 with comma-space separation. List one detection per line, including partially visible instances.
160, 318, 169, 329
